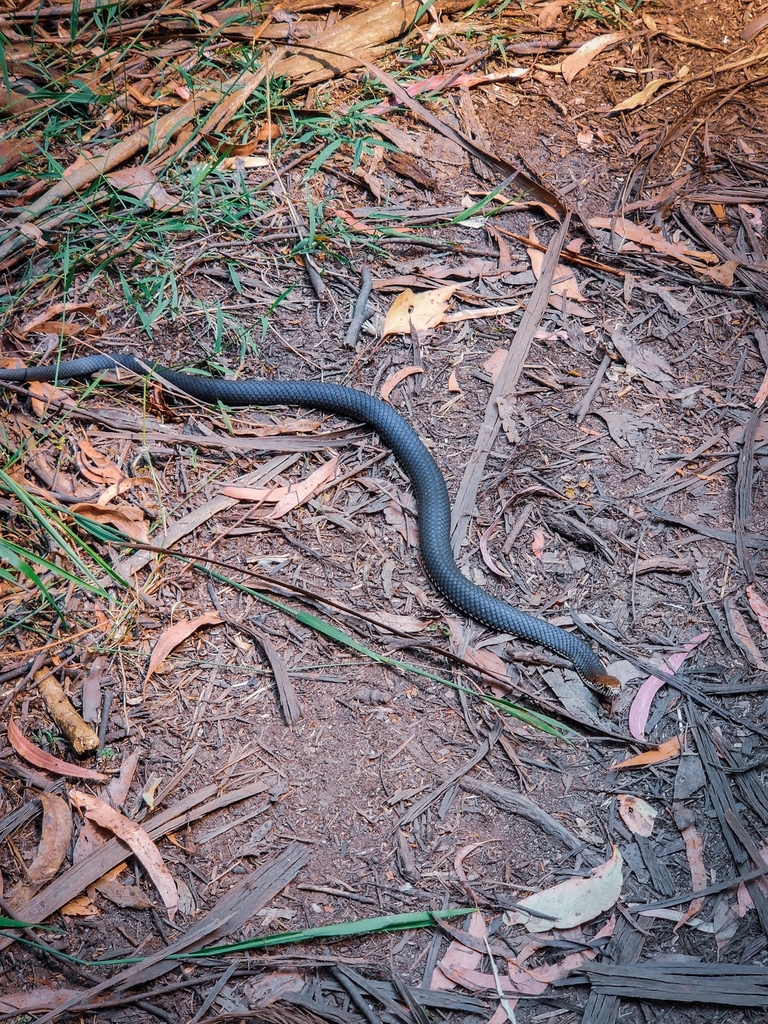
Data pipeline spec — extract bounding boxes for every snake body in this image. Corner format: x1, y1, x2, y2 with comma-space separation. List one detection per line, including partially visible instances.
0, 354, 618, 690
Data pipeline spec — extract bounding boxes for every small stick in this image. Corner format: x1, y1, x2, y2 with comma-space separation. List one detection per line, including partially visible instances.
343, 266, 373, 348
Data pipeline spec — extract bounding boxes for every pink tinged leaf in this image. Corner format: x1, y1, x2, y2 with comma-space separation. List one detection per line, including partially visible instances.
269, 456, 339, 519
144, 611, 223, 686
675, 824, 706, 929
6, 716, 108, 781
747, 586, 768, 638
69, 789, 178, 921
628, 633, 709, 740
531, 527, 547, 560
430, 911, 487, 991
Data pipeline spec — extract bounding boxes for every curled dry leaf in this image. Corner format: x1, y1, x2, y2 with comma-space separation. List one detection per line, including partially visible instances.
76, 437, 125, 486
29, 381, 73, 418
70, 789, 178, 921
617, 795, 656, 837
561, 32, 624, 84
504, 846, 623, 933
71, 501, 150, 544
145, 611, 223, 687
380, 365, 424, 402
18, 301, 99, 336
26, 793, 72, 882
381, 285, 458, 337
610, 67, 689, 113
6, 715, 108, 781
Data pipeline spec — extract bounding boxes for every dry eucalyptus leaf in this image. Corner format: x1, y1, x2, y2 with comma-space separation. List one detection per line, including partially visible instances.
504, 846, 623, 932
381, 285, 458, 336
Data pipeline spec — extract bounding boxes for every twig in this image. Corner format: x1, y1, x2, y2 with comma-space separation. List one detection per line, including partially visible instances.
572, 352, 611, 425
344, 266, 373, 348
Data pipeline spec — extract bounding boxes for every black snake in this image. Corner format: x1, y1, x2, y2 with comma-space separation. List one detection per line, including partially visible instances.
0, 354, 619, 691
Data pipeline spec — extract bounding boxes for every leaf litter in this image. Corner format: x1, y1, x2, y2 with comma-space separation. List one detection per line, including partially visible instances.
0, 0, 768, 1019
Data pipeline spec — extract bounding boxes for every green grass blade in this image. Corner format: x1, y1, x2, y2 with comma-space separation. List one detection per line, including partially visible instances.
200, 566, 573, 738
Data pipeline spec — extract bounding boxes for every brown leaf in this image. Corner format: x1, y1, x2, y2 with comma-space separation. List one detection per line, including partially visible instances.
76, 437, 125, 486
380, 365, 424, 402
561, 32, 624, 84
0, 989, 84, 1014
61, 894, 99, 917
26, 793, 73, 883
145, 611, 223, 686
6, 715, 108, 782
724, 596, 768, 669
0, 138, 36, 176
589, 216, 718, 268
70, 789, 178, 920
106, 166, 182, 211
381, 285, 458, 336
70, 501, 149, 544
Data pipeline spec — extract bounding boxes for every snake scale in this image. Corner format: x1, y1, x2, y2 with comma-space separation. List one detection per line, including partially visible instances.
0, 354, 619, 691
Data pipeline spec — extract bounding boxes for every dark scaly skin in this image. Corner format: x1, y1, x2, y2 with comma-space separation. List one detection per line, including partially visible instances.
0, 354, 619, 690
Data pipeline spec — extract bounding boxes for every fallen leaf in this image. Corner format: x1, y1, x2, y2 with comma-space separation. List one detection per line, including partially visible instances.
747, 584, 768, 635
76, 437, 125, 486
380, 365, 424, 402
106, 166, 182, 211
222, 456, 339, 519
70, 789, 178, 920
483, 348, 507, 384
538, 0, 569, 28
628, 633, 709, 740
503, 846, 623, 932
0, 990, 84, 1014
705, 260, 738, 287
447, 370, 461, 393
145, 611, 223, 687
381, 285, 458, 336
531, 527, 547, 560
589, 216, 718, 268
561, 33, 624, 84
70, 502, 150, 544
18, 301, 99, 336
26, 793, 72, 882
6, 715, 108, 781
617, 795, 656, 837
610, 71, 685, 113
724, 597, 768, 669
269, 455, 339, 519
91, 875, 154, 911
431, 911, 487, 990
29, 381, 74, 418
612, 736, 681, 769
61, 894, 99, 917
675, 823, 706, 929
